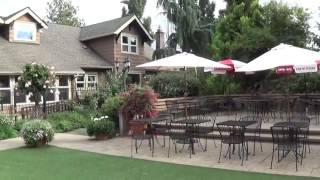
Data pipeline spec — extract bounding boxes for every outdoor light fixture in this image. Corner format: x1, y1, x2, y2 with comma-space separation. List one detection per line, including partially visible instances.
114, 58, 120, 72
124, 57, 131, 71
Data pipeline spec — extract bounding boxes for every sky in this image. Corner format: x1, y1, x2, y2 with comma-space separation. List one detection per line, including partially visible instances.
0, 0, 319, 35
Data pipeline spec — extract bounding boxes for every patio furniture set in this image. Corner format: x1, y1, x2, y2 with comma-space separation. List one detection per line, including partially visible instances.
130, 97, 316, 171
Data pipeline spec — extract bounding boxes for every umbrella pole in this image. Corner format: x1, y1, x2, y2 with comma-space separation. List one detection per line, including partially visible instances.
304, 73, 307, 97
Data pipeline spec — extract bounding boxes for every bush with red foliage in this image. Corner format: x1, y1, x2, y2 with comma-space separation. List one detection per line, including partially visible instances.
122, 86, 159, 120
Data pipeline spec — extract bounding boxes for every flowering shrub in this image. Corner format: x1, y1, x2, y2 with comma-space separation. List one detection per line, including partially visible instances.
122, 86, 158, 120
0, 114, 15, 126
21, 120, 54, 147
16, 62, 56, 108
87, 116, 115, 137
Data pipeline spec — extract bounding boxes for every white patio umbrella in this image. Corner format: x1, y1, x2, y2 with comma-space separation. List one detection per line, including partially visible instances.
137, 52, 230, 70
137, 52, 230, 96
236, 43, 320, 121
237, 43, 320, 73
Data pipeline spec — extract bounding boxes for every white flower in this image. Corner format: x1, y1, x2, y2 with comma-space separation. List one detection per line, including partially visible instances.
27, 81, 32, 85
25, 83, 29, 88
45, 80, 50, 84
34, 74, 38, 77
17, 76, 21, 81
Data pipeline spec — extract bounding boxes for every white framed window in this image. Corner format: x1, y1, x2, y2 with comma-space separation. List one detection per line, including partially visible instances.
87, 74, 97, 89
76, 74, 97, 90
13, 21, 37, 42
57, 76, 70, 100
0, 76, 11, 104
76, 75, 85, 89
121, 34, 138, 54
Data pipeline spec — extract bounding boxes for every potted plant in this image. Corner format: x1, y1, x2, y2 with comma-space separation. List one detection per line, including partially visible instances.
87, 116, 115, 140
122, 86, 158, 135
20, 120, 55, 147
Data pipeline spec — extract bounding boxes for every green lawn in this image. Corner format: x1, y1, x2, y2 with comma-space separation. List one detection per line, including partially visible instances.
0, 147, 317, 180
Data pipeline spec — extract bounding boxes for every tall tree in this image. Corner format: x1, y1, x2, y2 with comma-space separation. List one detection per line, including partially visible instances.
157, 0, 215, 56
211, 0, 310, 61
46, 0, 84, 27
121, 0, 153, 37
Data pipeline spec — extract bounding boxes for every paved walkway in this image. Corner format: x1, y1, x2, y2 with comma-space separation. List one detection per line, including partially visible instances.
1, 133, 320, 177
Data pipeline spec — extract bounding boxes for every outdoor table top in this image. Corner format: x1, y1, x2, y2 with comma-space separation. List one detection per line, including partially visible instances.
273, 121, 309, 129
216, 120, 257, 127
175, 119, 210, 124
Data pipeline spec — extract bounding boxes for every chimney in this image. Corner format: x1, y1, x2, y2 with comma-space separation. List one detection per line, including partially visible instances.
155, 26, 165, 50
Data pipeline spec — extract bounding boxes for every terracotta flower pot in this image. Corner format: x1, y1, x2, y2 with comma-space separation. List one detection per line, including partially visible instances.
129, 120, 146, 135
94, 134, 111, 140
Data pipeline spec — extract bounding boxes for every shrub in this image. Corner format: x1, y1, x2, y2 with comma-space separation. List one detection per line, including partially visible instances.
87, 116, 115, 137
20, 120, 54, 147
200, 76, 242, 95
0, 114, 17, 140
99, 96, 124, 128
149, 72, 200, 98
122, 86, 158, 119
47, 111, 89, 133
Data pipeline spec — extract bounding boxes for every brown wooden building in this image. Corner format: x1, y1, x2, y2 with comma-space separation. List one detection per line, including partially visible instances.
0, 7, 153, 106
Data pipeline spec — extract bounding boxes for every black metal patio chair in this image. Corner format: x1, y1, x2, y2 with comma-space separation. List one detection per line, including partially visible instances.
217, 123, 247, 165
270, 126, 304, 171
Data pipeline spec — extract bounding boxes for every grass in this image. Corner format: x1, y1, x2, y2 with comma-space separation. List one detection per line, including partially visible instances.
0, 146, 317, 180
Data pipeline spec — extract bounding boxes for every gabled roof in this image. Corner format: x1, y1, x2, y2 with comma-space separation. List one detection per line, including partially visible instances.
2, 7, 48, 29
80, 14, 153, 41
0, 23, 112, 75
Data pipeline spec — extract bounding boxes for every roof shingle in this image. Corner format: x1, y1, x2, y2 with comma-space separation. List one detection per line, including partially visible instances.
0, 23, 112, 75
79, 15, 134, 41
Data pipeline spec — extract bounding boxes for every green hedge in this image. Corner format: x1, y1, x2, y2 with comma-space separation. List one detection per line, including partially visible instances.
149, 72, 200, 98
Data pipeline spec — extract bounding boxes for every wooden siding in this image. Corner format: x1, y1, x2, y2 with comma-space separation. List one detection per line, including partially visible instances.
85, 36, 115, 65
114, 21, 148, 71
84, 21, 149, 72
8, 14, 41, 44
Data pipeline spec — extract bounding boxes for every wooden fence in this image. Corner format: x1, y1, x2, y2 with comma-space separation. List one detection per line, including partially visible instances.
0, 101, 73, 119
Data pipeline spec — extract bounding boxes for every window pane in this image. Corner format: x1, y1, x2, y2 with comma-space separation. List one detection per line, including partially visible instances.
76, 83, 84, 88
131, 46, 137, 53
14, 22, 36, 41
59, 88, 69, 100
59, 76, 68, 86
88, 75, 96, 82
87, 83, 96, 88
77, 75, 84, 82
122, 36, 128, 44
0, 90, 10, 104
14, 90, 26, 103
130, 37, 137, 45
122, 45, 129, 52
46, 89, 55, 101
0, 76, 10, 88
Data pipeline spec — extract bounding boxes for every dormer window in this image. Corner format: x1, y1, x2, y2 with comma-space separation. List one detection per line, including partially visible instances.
13, 21, 37, 42
121, 34, 138, 54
